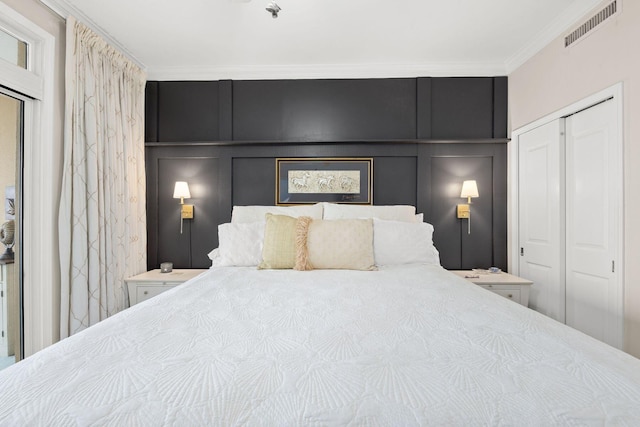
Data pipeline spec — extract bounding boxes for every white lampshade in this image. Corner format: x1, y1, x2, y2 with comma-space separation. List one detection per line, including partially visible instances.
173, 181, 191, 201
460, 180, 479, 202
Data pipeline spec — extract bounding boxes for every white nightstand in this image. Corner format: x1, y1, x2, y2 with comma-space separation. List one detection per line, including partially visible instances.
451, 270, 533, 307
126, 269, 208, 306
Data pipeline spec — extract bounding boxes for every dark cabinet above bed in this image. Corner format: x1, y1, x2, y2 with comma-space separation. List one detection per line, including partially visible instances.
418, 77, 507, 140
145, 76, 507, 144
148, 81, 223, 142
232, 79, 417, 142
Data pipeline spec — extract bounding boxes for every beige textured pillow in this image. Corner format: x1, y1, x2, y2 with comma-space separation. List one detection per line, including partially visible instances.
258, 214, 298, 269
295, 217, 377, 271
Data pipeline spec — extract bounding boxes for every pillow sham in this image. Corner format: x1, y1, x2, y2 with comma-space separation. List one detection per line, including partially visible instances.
373, 218, 440, 266
295, 217, 377, 271
322, 203, 417, 222
258, 214, 298, 269
209, 221, 265, 267
231, 204, 323, 223
208, 247, 220, 262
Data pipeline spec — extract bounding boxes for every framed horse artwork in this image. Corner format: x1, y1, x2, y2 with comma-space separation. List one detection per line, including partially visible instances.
275, 158, 373, 205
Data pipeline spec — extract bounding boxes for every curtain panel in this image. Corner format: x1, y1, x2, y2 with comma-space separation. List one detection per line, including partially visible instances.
59, 16, 147, 338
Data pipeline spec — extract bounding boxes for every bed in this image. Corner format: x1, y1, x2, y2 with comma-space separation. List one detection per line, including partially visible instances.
1, 204, 640, 425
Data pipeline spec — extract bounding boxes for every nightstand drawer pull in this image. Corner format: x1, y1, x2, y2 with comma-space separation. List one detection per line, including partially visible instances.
135, 285, 178, 304
489, 289, 521, 303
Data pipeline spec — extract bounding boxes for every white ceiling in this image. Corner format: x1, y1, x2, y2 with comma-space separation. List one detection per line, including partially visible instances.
41, 0, 602, 80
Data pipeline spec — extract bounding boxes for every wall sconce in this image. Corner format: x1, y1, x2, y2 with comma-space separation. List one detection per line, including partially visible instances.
173, 181, 194, 234
457, 180, 479, 234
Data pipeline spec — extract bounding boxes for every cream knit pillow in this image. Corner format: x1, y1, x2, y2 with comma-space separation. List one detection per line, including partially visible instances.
295, 217, 377, 271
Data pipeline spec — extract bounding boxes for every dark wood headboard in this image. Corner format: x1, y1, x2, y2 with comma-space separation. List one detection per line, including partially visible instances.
145, 77, 508, 271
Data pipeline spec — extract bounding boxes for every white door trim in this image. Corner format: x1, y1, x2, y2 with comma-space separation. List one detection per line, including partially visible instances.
0, 1, 58, 357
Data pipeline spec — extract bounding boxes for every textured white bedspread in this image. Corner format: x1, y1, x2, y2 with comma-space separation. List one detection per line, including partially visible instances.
2, 265, 640, 425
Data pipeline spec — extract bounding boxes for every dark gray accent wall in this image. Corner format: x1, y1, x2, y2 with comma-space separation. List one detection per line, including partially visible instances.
145, 77, 509, 271
232, 79, 417, 141
146, 143, 506, 271
421, 144, 507, 269
147, 155, 222, 268
145, 77, 507, 143
157, 81, 221, 142
145, 81, 158, 143
430, 77, 495, 139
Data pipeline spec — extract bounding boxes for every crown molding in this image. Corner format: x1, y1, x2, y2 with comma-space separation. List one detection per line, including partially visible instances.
39, 0, 146, 71
43, 0, 599, 81
505, 0, 603, 73
147, 61, 508, 81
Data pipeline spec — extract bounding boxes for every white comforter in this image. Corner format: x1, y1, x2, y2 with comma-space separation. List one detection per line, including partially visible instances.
2, 265, 640, 425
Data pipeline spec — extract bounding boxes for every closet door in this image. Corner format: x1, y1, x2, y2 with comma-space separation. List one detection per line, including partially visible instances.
518, 120, 564, 322
565, 99, 622, 349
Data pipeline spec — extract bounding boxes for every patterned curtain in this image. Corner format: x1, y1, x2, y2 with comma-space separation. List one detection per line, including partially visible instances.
59, 16, 147, 338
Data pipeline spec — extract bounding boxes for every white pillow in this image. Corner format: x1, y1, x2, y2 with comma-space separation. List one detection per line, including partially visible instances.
231, 204, 323, 223
208, 248, 229, 268
208, 247, 220, 261
322, 203, 417, 222
373, 218, 440, 266
209, 221, 265, 266
415, 213, 424, 222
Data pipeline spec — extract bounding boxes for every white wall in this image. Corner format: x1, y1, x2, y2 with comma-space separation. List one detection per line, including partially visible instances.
509, 1, 640, 357
0, 0, 65, 352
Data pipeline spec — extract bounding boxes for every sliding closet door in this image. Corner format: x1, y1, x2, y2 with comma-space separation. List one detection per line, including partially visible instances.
565, 99, 622, 349
518, 120, 564, 322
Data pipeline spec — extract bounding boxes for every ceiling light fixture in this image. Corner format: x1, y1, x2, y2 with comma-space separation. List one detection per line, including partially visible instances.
266, 1, 281, 18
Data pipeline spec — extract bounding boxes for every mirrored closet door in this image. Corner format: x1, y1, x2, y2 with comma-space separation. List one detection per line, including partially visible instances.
0, 89, 23, 370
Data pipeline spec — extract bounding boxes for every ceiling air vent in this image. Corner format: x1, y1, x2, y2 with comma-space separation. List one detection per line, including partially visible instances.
564, 0, 618, 48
